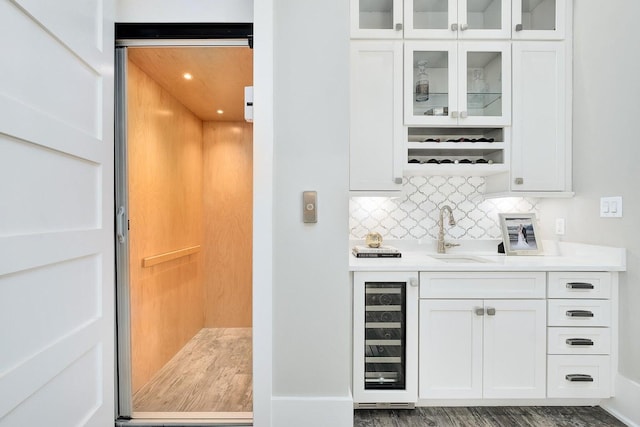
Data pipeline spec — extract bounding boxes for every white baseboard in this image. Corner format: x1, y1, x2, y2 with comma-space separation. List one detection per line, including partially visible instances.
601, 374, 640, 427
272, 396, 353, 427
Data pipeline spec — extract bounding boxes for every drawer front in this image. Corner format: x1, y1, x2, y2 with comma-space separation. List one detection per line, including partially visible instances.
420, 272, 546, 299
547, 355, 611, 398
548, 272, 611, 299
547, 327, 611, 355
547, 299, 611, 327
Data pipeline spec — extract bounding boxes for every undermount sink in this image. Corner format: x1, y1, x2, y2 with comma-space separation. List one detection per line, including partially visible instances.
428, 254, 493, 264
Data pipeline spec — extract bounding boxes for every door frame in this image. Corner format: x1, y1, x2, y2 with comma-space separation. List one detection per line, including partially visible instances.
113, 29, 256, 424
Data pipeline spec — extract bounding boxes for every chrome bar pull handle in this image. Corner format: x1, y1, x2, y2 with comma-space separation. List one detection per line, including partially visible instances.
566, 374, 594, 382
566, 310, 594, 318
566, 282, 595, 290
566, 338, 594, 346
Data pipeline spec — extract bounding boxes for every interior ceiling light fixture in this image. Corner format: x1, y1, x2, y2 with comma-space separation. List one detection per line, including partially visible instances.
183, 73, 193, 80
216, 109, 224, 115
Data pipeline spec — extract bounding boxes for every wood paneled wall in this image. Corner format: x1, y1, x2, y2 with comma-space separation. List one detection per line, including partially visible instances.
203, 122, 253, 327
127, 59, 205, 392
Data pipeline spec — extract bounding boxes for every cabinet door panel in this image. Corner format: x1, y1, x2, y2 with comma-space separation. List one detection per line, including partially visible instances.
458, 42, 511, 126
512, 0, 567, 40
404, 41, 458, 126
459, 0, 511, 40
483, 299, 546, 398
350, 41, 404, 191
351, 0, 403, 39
419, 299, 482, 399
511, 42, 567, 191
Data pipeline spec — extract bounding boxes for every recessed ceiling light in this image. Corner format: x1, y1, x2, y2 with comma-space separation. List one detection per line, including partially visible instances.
217, 109, 224, 115
183, 73, 193, 80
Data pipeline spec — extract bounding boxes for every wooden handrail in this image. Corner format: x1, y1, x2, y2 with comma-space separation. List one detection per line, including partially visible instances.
142, 245, 201, 268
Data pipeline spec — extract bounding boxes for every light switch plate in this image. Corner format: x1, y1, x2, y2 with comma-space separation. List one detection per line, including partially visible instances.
600, 196, 623, 218
303, 191, 317, 223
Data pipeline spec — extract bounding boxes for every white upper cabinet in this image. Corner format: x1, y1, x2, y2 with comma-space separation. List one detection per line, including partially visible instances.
350, 41, 404, 192
510, 42, 569, 192
406, 0, 511, 40
351, 0, 511, 39
512, 0, 568, 40
404, 41, 511, 126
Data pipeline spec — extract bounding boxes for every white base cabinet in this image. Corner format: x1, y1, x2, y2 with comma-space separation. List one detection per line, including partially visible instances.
419, 298, 546, 399
353, 270, 618, 406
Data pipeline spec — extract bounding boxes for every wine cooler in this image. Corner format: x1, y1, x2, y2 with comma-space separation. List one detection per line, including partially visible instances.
353, 272, 418, 407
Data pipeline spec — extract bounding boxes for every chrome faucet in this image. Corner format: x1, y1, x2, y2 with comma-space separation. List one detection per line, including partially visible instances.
437, 205, 460, 254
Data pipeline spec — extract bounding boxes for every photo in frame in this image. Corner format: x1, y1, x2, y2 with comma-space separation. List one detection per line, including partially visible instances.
499, 213, 543, 256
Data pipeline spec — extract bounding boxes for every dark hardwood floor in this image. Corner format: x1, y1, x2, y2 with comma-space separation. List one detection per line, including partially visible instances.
354, 406, 627, 427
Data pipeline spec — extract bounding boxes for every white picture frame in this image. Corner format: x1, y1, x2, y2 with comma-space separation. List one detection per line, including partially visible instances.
499, 213, 543, 256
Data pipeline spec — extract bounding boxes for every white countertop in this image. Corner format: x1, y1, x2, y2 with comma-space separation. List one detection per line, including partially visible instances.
349, 240, 626, 272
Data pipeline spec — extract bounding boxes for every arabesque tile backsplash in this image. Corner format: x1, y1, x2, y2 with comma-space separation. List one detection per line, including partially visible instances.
350, 176, 539, 240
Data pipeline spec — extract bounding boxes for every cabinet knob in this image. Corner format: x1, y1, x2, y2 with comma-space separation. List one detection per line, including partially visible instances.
409, 277, 418, 287
459, 111, 468, 119
451, 23, 458, 31
514, 177, 524, 185
475, 308, 485, 316
486, 307, 496, 316
395, 23, 403, 31
450, 111, 459, 118
394, 177, 403, 184
460, 23, 469, 31
515, 23, 523, 32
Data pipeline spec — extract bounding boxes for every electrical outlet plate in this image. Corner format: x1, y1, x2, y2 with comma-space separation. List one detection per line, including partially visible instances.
555, 218, 565, 235
600, 196, 623, 218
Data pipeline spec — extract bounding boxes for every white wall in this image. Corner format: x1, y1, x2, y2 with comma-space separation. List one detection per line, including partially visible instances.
537, 0, 640, 422
116, 1, 353, 426
271, 0, 352, 425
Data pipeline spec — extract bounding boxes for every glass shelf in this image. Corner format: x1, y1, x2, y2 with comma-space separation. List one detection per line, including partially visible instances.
411, 93, 502, 116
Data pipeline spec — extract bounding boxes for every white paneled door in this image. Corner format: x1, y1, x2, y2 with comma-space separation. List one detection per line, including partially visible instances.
0, 0, 115, 426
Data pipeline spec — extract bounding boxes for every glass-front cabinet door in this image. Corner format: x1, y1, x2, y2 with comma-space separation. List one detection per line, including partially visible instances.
405, 0, 511, 39
512, 0, 567, 40
405, 41, 510, 126
404, 42, 458, 126
351, 0, 404, 39
460, 42, 511, 126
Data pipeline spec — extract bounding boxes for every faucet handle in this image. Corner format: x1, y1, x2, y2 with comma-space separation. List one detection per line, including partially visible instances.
444, 242, 461, 249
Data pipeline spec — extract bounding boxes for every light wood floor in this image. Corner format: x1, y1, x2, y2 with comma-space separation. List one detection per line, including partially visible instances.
132, 328, 252, 413
355, 406, 627, 427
